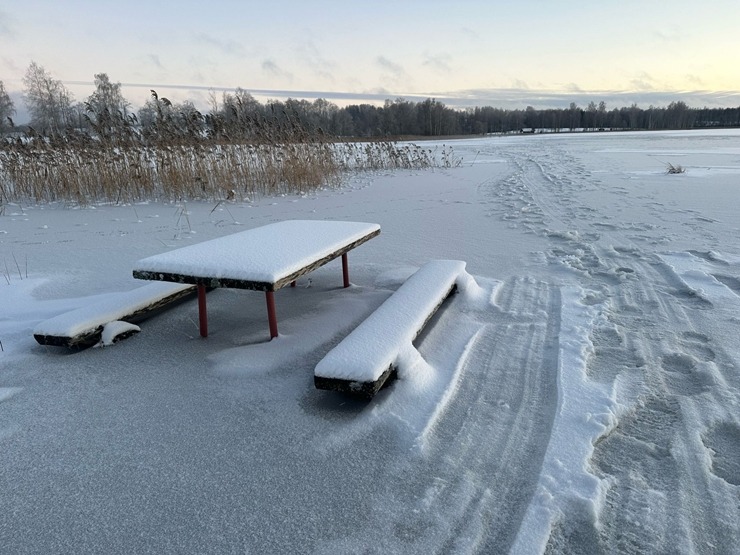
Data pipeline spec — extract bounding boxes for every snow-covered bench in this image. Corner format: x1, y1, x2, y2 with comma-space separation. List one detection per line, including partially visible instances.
33, 282, 196, 349
314, 260, 466, 398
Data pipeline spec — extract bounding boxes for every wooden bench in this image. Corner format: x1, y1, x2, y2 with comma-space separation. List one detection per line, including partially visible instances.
33, 282, 196, 349
314, 260, 466, 398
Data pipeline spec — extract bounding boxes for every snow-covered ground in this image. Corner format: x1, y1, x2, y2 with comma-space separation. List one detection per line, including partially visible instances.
1, 129, 739, 554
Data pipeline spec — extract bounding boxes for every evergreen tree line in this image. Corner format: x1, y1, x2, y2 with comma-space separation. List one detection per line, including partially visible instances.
2, 62, 739, 142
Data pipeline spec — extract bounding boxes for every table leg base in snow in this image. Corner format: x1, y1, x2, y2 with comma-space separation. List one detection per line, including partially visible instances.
198, 284, 208, 338
266, 291, 279, 339
193, 257, 355, 341
342, 253, 350, 288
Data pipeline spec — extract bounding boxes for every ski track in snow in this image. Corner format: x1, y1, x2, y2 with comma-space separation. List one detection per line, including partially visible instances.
2, 131, 740, 553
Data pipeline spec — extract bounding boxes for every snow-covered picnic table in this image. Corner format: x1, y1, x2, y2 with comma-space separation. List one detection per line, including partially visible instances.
132, 220, 380, 339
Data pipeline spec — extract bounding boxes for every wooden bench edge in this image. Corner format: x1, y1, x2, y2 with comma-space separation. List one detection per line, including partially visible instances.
314, 280, 459, 399
34, 285, 197, 349
314, 366, 398, 399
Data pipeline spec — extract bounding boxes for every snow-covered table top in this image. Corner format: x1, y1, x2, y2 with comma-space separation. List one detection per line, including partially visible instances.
133, 220, 380, 291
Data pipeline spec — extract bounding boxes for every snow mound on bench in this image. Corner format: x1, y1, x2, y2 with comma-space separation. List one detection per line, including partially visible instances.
94, 321, 141, 347
315, 260, 467, 382
33, 282, 193, 337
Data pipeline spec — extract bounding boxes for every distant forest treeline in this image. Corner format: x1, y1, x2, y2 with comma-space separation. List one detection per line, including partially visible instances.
2, 65, 739, 142
283, 97, 740, 137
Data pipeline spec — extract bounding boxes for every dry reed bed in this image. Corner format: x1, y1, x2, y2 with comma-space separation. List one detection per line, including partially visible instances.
0, 137, 459, 205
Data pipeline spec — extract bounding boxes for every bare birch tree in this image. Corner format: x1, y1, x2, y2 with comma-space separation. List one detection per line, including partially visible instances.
85, 73, 131, 139
22, 61, 74, 133
0, 80, 16, 132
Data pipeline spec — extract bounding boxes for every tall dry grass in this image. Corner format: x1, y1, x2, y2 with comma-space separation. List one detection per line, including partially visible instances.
0, 115, 459, 205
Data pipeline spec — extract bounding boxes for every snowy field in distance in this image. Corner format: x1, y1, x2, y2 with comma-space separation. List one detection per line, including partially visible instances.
1, 129, 739, 554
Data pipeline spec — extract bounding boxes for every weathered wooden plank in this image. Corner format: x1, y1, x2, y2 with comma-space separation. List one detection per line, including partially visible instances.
314, 367, 398, 400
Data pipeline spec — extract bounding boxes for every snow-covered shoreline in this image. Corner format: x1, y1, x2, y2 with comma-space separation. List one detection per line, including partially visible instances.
2, 129, 739, 553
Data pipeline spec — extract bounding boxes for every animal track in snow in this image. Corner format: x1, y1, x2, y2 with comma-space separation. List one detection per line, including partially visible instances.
660, 352, 711, 396
702, 422, 740, 486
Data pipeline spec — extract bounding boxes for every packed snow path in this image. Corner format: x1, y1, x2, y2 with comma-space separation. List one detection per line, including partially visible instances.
1, 130, 739, 554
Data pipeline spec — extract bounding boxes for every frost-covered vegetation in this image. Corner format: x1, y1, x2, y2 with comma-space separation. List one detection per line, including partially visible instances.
0, 131, 458, 204
0, 67, 463, 204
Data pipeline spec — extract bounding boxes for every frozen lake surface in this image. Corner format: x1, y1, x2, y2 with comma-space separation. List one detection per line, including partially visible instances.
1, 129, 739, 553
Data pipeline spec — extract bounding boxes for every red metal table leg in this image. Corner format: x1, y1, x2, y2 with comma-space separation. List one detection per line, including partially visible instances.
342, 253, 350, 288
265, 291, 279, 339
197, 284, 208, 338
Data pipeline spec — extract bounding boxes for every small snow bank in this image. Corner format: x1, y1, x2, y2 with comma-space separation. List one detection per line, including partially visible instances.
33, 282, 193, 338
455, 268, 488, 304
660, 252, 740, 308
317, 311, 488, 456
315, 260, 470, 384
94, 321, 141, 347
512, 286, 619, 554
0, 387, 22, 403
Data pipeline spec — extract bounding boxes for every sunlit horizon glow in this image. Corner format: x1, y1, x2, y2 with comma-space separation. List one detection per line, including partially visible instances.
2, 0, 739, 123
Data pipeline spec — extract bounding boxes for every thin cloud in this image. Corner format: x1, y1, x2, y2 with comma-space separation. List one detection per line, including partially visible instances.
0, 9, 14, 38
376, 56, 405, 77
294, 39, 335, 82
195, 33, 245, 57
59, 81, 740, 112
631, 72, 656, 91
262, 59, 293, 82
1, 56, 23, 77
654, 28, 683, 42
460, 26, 480, 41
148, 54, 165, 70
423, 53, 452, 73
441, 87, 740, 109
686, 74, 704, 87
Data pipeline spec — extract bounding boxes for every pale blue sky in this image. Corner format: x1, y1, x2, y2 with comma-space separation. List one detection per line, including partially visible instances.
1, 0, 739, 121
